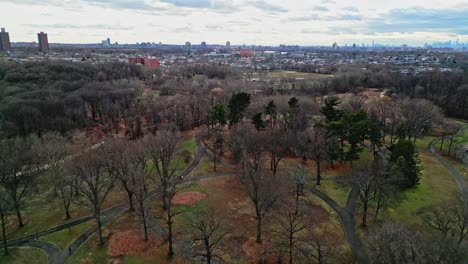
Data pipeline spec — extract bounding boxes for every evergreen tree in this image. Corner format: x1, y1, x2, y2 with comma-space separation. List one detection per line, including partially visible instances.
228, 92, 251, 125
264, 100, 277, 127
390, 140, 422, 188
210, 103, 227, 127
251, 112, 267, 131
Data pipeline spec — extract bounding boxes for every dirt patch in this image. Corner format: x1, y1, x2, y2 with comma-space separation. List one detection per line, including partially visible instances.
108, 230, 161, 257
172, 192, 206, 205
242, 238, 284, 264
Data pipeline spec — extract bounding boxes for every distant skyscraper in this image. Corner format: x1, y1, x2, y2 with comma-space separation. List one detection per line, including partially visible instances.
226, 41, 231, 48
0, 28, 12, 52
185, 41, 191, 55
201, 41, 207, 48
37, 32, 49, 52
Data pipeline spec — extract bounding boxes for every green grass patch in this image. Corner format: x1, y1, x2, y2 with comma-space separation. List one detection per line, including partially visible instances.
66, 234, 108, 264
7, 198, 89, 240
314, 181, 351, 207
384, 151, 458, 227
0, 247, 47, 264
40, 221, 95, 250
436, 122, 468, 154
181, 138, 196, 155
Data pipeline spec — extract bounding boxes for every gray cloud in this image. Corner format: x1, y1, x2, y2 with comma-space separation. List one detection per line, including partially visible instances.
159, 0, 237, 11
366, 6, 468, 35
24, 23, 135, 30
251, 0, 287, 13
312, 6, 329, 12
343, 6, 359, 12
287, 13, 361, 22
81, 0, 162, 11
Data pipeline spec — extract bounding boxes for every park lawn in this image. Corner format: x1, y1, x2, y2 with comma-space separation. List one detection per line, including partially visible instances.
384, 150, 459, 227
172, 200, 210, 234
7, 198, 89, 240
415, 136, 437, 151
181, 137, 196, 155
40, 221, 95, 250
445, 156, 468, 182
180, 182, 208, 195
66, 234, 109, 264
0, 247, 47, 264
437, 121, 468, 153
193, 157, 214, 175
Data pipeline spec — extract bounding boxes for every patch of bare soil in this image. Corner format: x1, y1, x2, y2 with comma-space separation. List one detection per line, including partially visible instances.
172, 192, 206, 205
108, 230, 161, 257
242, 238, 284, 264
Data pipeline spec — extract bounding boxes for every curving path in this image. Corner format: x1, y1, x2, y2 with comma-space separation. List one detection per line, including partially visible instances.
306, 184, 369, 264
429, 127, 468, 207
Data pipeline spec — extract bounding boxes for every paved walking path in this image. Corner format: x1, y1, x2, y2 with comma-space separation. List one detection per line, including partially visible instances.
429, 127, 468, 207
306, 184, 370, 264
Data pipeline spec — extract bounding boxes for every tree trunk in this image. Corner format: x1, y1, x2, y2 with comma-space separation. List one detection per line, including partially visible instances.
256, 215, 263, 244
96, 214, 104, 245
162, 183, 168, 211
127, 192, 134, 211
374, 193, 383, 222
206, 246, 212, 264
143, 219, 148, 241
168, 219, 174, 257
1, 211, 8, 256
65, 208, 71, 220
448, 135, 455, 156
316, 159, 321, 186
361, 201, 368, 227
289, 235, 293, 264
15, 208, 23, 228
440, 135, 445, 151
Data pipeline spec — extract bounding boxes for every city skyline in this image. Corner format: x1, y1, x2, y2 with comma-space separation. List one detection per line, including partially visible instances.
1, 0, 468, 46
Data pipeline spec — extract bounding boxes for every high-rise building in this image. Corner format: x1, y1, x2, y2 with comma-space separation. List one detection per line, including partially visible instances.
226, 41, 231, 48
0, 28, 12, 52
201, 41, 207, 48
37, 32, 49, 52
185, 41, 191, 55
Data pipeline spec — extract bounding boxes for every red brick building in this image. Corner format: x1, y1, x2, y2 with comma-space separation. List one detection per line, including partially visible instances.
128, 57, 159, 68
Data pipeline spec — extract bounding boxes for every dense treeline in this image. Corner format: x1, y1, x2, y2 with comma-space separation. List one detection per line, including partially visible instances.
324, 66, 468, 119
0, 61, 143, 137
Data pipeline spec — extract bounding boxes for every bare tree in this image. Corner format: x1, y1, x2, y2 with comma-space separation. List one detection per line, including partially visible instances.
399, 98, 443, 143
105, 139, 148, 211
0, 136, 38, 227
288, 165, 308, 214
240, 155, 279, 243
264, 128, 291, 176
0, 186, 11, 256
366, 222, 425, 264
159, 176, 184, 257
304, 227, 336, 264
146, 125, 181, 210
128, 142, 153, 241
37, 133, 76, 219
272, 210, 308, 264
306, 125, 327, 185
191, 210, 230, 264
353, 160, 397, 227
418, 197, 468, 245
68, 148, 117, 245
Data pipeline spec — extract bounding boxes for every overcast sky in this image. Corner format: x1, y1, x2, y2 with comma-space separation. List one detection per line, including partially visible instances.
1, 0, 467, 46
